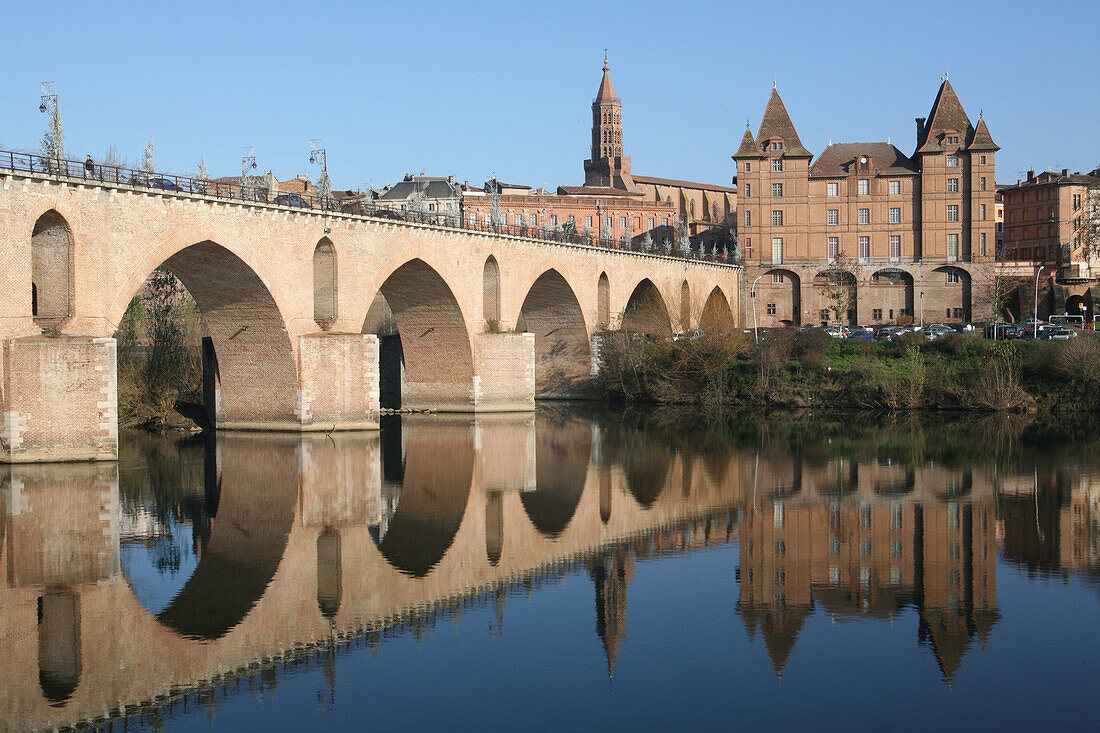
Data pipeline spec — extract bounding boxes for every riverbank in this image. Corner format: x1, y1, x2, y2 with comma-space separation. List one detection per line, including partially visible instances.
594, 329, 1100, 412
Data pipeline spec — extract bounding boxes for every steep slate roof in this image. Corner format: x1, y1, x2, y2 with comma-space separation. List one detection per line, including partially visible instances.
632, 174, 737, 193
916, 79, 975, 154
809, 142, 919, 178
378, 178, 458, 201
556, 185, 641, 197
755, 88, 812, 157
968, 116, 1000, 152
733, 126, 761, 160
595, 60, 618, 102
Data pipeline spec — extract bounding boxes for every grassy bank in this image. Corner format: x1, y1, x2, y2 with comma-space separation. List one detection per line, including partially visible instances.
594, 328, 1100, 412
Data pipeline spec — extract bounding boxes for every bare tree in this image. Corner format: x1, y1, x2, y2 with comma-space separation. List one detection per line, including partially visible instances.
820, 254, 857, 323
642, 230, 655, 254
196, 155, 210, 182
140, 135, 156, 173
677, 219, 692, 257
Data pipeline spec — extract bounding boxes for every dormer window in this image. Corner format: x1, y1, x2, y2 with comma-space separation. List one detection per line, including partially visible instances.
771, 141, 783, 151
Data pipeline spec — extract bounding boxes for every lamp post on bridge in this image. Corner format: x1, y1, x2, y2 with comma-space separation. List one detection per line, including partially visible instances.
750, 275, 763, 343
1033, 265, 1045, 339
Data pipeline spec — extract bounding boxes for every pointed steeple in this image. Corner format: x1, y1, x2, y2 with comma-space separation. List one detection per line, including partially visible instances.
733, 124, 761, 160
756, 87, 812, 157
595, 56, 617, 102
916, 79, 975, 154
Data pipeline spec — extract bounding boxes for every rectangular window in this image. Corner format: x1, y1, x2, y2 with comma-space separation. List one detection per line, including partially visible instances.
745, 183, 751, 198
947, 178, 959, 193
550, 215, 558, 226
889, 180, 901, 195
980, 177, 987, 191
947, 269, 961, 283
980, 232, 987, 256
980, 204, 987, 220
766, 302, 776, 315
772, 210, 783, 226
648, 217, 655, 229
980, 155, 987, 165
772, 182, 783, 197
605, 216, 613, 228
827, 236, 839, 261
772, 158, 783, 172
947, 234, 959, 261
828, 209, 838, 225
858, 179, 869, 195
890, 235, 901, 260
858, 208, 870, 224
772, 272, 784, 283
744, 162, 750, 172
858, 236, 870, 260
947, 154, 959, 167
568, 214, 575, 224
772, 237, 783, 264
953, 307, 964, 319
586, 215, 593, 228
662, 218, 669, 227
820, 309, 830, 321
827, 181, 838, 197
890, 207, 901, 224
619, 216, 626, 228
745, 210, 752, 227
947, 205, 959, 222
873, 308, 882, 320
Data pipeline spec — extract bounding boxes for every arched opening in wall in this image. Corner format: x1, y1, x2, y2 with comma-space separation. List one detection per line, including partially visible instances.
680, 280, 692, 332
364, 260, 475, 411
147, 434, 298, 639
621, 279, 673, 338
869, 269, 915, 324
761, 269, 801, 327
38, 590, 80, 706
698, 286, 735, 334
1065, 293, 1090, 322
931, 266, 972, 322
111, 241, 298, 429
31, 210, 73, 326
520, 411, 592, 537
373, 417, 473, 576
597, 272, 610, 328
813, 270, 858, 326
483, 256, 501, 325
518, 269, 591, 397
313, 237, 337, 328
363, 292, 403, 409
316, 528, 342, 619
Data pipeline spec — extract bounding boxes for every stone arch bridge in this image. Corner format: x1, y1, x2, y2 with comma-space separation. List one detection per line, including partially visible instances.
0, 167, 741, 461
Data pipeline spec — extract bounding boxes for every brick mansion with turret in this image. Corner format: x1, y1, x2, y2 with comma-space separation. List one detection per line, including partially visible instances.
736, 79, 1000, 327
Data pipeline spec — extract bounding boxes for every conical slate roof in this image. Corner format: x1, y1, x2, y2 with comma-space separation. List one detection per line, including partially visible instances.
733, 126, 761, 160
595, 60, 618, 103
916, 79, 975, 153
756, 88, 812, 157
968, 116, 999, 152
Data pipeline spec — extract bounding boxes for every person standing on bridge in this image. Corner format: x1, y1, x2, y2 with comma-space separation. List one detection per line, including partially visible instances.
84, 154, 95, 177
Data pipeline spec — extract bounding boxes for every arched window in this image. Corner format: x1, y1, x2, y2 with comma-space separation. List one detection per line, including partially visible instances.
483, 256, 501, 324
313, 238, 337, 325
31, 210, 73, 323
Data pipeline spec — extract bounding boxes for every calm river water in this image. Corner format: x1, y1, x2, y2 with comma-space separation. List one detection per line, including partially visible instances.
3, 407, 1100, 730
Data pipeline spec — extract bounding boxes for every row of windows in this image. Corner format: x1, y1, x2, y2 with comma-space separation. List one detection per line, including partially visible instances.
469, 212, 671, 229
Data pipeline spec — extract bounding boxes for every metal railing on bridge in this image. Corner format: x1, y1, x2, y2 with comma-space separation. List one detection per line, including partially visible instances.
0, 149, 739, 266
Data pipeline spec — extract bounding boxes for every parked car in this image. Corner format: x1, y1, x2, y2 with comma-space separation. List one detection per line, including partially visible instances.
825, 326, 849, 338
148, 177, 181, 191
923, 324, 952, 340
874, 326, 899, 341
274, 193, 311, 208
1045, 327, 1078, 341
847, 326, 874, 340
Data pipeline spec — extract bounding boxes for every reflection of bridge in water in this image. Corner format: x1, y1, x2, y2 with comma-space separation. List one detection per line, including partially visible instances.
2, 411, 1098, 729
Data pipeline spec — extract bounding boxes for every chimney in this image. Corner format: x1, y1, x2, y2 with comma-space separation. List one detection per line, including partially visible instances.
448, 175, 454, 184
1062, 168, 1069, 176
915, 117, 926, 140
1027, 169, 1035, 181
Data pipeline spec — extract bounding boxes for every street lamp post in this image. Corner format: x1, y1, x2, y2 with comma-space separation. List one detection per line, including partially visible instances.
750, 275, 763, 343
1033, 265, 1045, 339
919, 290, 925, 328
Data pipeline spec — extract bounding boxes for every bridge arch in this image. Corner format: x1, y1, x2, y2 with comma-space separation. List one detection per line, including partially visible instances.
518, 269, 591, 397
372, 259, 475, 411
31, 210, 73, 325
621, 278, 673, 338
312, 237, 337, 328
699, 286, 735, 334
110, 240, 299, 427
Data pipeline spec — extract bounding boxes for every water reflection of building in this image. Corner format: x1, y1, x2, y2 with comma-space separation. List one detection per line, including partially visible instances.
737, 485, 999, 680
1000, 471, 1100, 576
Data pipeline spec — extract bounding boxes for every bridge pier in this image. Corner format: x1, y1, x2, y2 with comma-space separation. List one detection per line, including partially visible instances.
1, 336, 118, 463
402, 332, 535, 413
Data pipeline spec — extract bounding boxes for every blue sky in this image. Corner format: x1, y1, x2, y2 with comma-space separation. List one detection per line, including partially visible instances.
2, 0, 1097, 190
